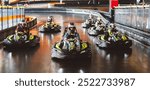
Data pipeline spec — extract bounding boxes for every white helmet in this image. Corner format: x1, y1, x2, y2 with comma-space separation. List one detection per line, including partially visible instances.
85, 19, 89, 23
109, 23, 115, 28
89, 14, 93, 19
97, 17, 101, 21
68, 22, 75, 28
48, 16, 53, 20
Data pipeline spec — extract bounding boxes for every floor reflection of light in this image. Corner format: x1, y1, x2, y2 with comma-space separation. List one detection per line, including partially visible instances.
8, 52, 12, 60
58, 68, 64, 73
100, 50, 106, 57
106, 54, 110, 61
51, 34, 54, 40
124, 54, 128, 60
79, 69, 84, 73
25, 54, 28, 61
82, 28, 86, 35
39, 33, 44, 41
47, 37, 50, 45
7, 52, 15, 72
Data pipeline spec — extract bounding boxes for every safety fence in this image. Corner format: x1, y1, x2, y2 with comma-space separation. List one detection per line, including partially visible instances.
114, 5, 150, 33
0, 6, 24, 31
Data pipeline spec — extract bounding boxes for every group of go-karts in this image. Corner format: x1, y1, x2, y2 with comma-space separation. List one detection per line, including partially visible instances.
40, 16, 91, 59
2, 15, 132, 60
82, 15, 132, 49
3, 16, 61, 49
2, 16, 91, 59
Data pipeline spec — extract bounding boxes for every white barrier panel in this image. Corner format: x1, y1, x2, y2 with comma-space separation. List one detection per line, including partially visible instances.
12, 7, 17, 26
8, 7, 13, 28
2, 8, 8, 30
16, 7, 19, 23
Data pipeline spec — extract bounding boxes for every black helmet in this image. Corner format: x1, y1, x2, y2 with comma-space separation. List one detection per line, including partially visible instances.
22, 19, 25, 22
68, 22, 75, 28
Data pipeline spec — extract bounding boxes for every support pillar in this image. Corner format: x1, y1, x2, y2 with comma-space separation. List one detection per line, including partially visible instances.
109, 0, 119, 23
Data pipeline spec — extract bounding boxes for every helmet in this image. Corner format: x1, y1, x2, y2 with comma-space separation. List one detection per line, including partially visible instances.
85, 19, 89, 23
48, 16, 53, 19
109, 23, 115, 28
89, 14, 93, 19
68, 22, 75, 28
48, 16, 53, 21
97, 17, 101, 21
22, 19, 25, 22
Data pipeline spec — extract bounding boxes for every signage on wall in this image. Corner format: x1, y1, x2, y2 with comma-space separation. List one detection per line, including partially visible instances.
110, 0, 119, 9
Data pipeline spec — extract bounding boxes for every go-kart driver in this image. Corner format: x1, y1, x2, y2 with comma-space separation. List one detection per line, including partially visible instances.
95, 17, 103, 27
107, 23, 118, 36
62, 23, 81, 51
47, 16, 54, 23
46, 16, 58, 29
102, 31, 128, 43
95, 23, 105, 32
88, 14, 95, 26
15, 20, 28, 33
14, 20, 29, 41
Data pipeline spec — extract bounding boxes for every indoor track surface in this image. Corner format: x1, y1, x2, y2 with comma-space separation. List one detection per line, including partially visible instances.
0, 13, 150, 73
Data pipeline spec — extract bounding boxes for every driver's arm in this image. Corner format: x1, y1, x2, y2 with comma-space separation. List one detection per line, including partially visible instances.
15, 25, 19, 33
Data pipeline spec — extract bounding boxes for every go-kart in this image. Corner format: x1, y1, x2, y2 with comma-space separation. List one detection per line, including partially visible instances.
87, 25, 105, 36
3, 32, 40, 49
40, 22, 61, 33
82, 19, 95, 29
95, 33, 132, 49
87, 27, 100, 36
51, 35, 91, 59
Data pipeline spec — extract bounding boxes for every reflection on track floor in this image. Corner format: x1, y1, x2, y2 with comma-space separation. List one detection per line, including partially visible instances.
0, 13, 150, 73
